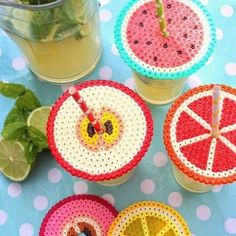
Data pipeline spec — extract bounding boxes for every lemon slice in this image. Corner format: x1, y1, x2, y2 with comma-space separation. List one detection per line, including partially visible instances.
108, 201, 191, 236
0, 139, 30, 181
27, 106, 51, 136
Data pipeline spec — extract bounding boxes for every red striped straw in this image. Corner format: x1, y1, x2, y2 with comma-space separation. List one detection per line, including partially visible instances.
68, 86, 104, 133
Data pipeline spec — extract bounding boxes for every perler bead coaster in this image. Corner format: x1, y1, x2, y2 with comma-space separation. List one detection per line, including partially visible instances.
115, 0, 216, 80
108, 201, 191, 235
47, 80, 153, 182
39, 194, 118, 236
164, 85, 236, 185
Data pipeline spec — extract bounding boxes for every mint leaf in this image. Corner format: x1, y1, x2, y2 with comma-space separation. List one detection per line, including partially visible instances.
56, 3, 77, 23
54, 23, 77, 40
27, 126, 48, 151
22, 141, 37, 164
2, 122, 27, 140
4, 106, 29, 126
0, 82, 25, 98
53, 2, 79, 40
30, 10, 54, 40
16, 89, 41, 111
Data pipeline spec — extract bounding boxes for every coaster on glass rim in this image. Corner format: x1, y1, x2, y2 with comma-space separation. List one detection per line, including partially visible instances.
39, 194, 118, 236
47, 80, 153, 185
164, 85, 236, 192
114, 0, 216, 104
108, 201, 191, 235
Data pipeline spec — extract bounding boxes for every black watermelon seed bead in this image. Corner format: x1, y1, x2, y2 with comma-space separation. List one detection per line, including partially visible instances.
139, 22, 144, 27
163, 43, 168, 48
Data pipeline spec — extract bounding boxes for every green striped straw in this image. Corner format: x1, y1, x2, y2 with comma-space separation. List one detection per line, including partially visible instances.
156, 0, 169, 37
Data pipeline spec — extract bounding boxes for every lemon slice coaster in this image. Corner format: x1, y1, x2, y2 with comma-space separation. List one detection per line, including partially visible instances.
0, 139, 30, 181
108, 201, 191, 236
27, 106, 51, 136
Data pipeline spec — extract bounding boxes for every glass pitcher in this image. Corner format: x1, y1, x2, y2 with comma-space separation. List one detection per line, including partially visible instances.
0, 0, 102, 83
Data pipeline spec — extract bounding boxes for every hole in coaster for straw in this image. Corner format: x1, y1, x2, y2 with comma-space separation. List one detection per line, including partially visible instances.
68, 86, 77, 95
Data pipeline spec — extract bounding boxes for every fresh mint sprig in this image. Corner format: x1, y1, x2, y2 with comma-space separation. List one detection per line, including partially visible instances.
19, 0, 86, 41
0, 82, 48, 164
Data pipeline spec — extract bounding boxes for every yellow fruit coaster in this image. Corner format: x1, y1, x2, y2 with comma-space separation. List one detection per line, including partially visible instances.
108, 201, 191, 236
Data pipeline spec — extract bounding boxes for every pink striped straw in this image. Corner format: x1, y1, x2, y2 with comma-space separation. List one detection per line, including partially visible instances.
212, 85, 221, 138
68, 86, 104, 134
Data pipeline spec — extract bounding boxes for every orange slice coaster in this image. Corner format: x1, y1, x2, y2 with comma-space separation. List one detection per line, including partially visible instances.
108, 201, 191, 236
164, 85, 236, 185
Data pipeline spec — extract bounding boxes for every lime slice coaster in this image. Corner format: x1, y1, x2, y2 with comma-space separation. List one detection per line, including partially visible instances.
0, 139, 30, 181
108, 201, 191, 235
27, 106, 51, 136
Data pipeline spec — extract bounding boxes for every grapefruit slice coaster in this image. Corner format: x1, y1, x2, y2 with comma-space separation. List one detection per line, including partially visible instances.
108, 201, 191, 236
164, 85, 236, 185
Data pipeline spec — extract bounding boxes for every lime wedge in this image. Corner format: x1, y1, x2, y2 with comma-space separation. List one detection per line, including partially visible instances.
27, 106, 51, 136
0, 139, 30, 181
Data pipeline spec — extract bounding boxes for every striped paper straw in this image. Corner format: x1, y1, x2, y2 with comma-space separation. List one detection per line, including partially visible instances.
156, 0, 169, 37
68, 86, 103, 134
212, 85, 221, 138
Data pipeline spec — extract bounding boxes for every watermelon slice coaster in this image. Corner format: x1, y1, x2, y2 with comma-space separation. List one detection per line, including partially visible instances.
115, 0, 216, 80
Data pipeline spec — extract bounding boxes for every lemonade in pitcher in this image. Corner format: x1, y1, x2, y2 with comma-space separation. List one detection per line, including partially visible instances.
0, 0, 102, 83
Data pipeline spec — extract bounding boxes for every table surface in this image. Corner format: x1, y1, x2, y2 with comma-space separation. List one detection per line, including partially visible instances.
0, 0, 236, 235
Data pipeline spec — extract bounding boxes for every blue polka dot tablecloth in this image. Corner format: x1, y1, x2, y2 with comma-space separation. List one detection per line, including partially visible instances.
0, 0, 236, 235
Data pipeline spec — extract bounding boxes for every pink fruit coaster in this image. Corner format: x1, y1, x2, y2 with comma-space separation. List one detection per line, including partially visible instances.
164, 85, 236, 185
47, 80, 153, 182
115, 0, 216, 79
39, 194, 118, 236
